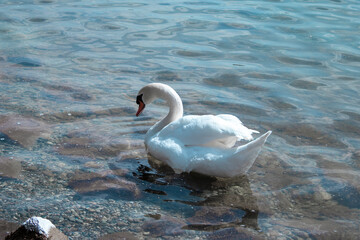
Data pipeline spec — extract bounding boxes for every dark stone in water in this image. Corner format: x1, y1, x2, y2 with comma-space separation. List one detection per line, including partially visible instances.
176, 50, 205, 57
0, 220, 19, 240
5, 217, 68, 240
332, 119, 360, 138
16, 61, 42, 67
56, 131, 134, 159
198, 100, 268, 117
340, 53, 360, 63
7, 57, 42, 67
185, 207, 241, 230
68, 170, 141, 199
0, 115, 52, 149
192, 176, 259, 211
342, 111, 360, 122
330, 185, 360, 209
289, 79, 326, 90
0, 157, 21, 179
352, 151, 360, 168
270, 123, 346, 148
155, 71, 182, 82
28, 17, 47, 23
203, 73, 266, 91
145, 213, 161, 220
245, 72, 280, 80
70, 92, 93, 101
144, 188, 167, 195
142, 215, 186, 237
276, 56, 323, 66
5, 226, 47, 240
266, 98, 297, 110
98, 231, 138, 240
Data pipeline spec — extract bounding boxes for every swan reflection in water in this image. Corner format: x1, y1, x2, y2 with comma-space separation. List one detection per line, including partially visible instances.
134, 154, 260, 232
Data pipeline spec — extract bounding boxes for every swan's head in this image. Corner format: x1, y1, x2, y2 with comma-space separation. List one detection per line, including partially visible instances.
135, 83, 159, 116
136, 83, 183, 117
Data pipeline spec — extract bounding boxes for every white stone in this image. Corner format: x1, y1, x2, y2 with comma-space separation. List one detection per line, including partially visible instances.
23, 216, 55, 237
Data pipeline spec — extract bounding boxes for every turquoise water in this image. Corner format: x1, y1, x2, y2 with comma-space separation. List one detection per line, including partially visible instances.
1, 0, 359, 239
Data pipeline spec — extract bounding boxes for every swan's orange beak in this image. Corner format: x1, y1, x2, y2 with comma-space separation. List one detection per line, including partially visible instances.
136, 101, 145, 117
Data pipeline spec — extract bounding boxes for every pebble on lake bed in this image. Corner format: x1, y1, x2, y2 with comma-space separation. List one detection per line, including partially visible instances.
0, 157, 21, 179
0, 115, 52, 149
5, 216, 68, 240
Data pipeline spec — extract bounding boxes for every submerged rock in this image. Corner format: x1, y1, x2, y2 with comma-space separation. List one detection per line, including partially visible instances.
0, 220, 19, 240
203, 73, 266, 91
289, 79, 326, 90
56, 131, 142, 160
0, 157, 21, 179
142, 215, 186, 237
0, 115, 52, 149
68, 170, 141, 199
186, 207, 240, 230
269, 123, 346, 148
5, 216, 68, 240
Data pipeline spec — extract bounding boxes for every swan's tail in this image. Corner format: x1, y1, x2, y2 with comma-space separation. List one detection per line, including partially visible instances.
227, 130, 272, 177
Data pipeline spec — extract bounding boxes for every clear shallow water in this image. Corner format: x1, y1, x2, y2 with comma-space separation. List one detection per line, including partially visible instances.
0, 0, 359, 239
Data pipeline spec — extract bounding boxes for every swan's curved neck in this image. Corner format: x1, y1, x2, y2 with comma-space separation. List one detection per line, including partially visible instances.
146, 85, 183, 139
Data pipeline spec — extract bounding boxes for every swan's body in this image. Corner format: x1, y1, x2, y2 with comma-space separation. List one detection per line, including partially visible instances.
136, 83, 271, 178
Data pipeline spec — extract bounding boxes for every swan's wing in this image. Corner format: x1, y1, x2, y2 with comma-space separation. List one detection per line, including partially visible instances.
157, 114, 258, 148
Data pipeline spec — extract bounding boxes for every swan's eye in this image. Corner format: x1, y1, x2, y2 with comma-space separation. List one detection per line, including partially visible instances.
136, 94, 143, 105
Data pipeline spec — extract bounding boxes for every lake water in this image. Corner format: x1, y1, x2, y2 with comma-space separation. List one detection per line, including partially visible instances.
0, 0, 359, 239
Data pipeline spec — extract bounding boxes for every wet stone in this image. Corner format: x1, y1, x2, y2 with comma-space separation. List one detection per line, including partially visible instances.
0, 220, 19, 240
203, 73, 265, 91
7, 56, 42, 67
56, 131, 133, 159
198, 100, 268, 117
193, 175, 259, 211
142, 215, 186, 237
276, 56, 322, 66
68, 170, 141, 199
0, 157, 21, 179
84, 161, 104, 169
155, 71, 182, 82
5, 217, 68, 240
245, 72, 280, 80
342, 111, 360, 122
269, 123, 346, 148
316, 155, 360, 192
332, 119, 360, 138
28, 17, 47, 23
340, 53, 360, 63
5, 225, 47, 240
176, 50, 205, 57
70, 92, 93, 101
186, 207, 240, 229
352, 151, 360, 168
145, 213, 161, 220
0, 115, 52, 149
289, 79, 326, 90
267, 98, 297, 110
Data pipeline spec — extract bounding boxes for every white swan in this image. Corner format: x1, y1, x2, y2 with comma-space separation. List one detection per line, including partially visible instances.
136, 83, 271, 178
